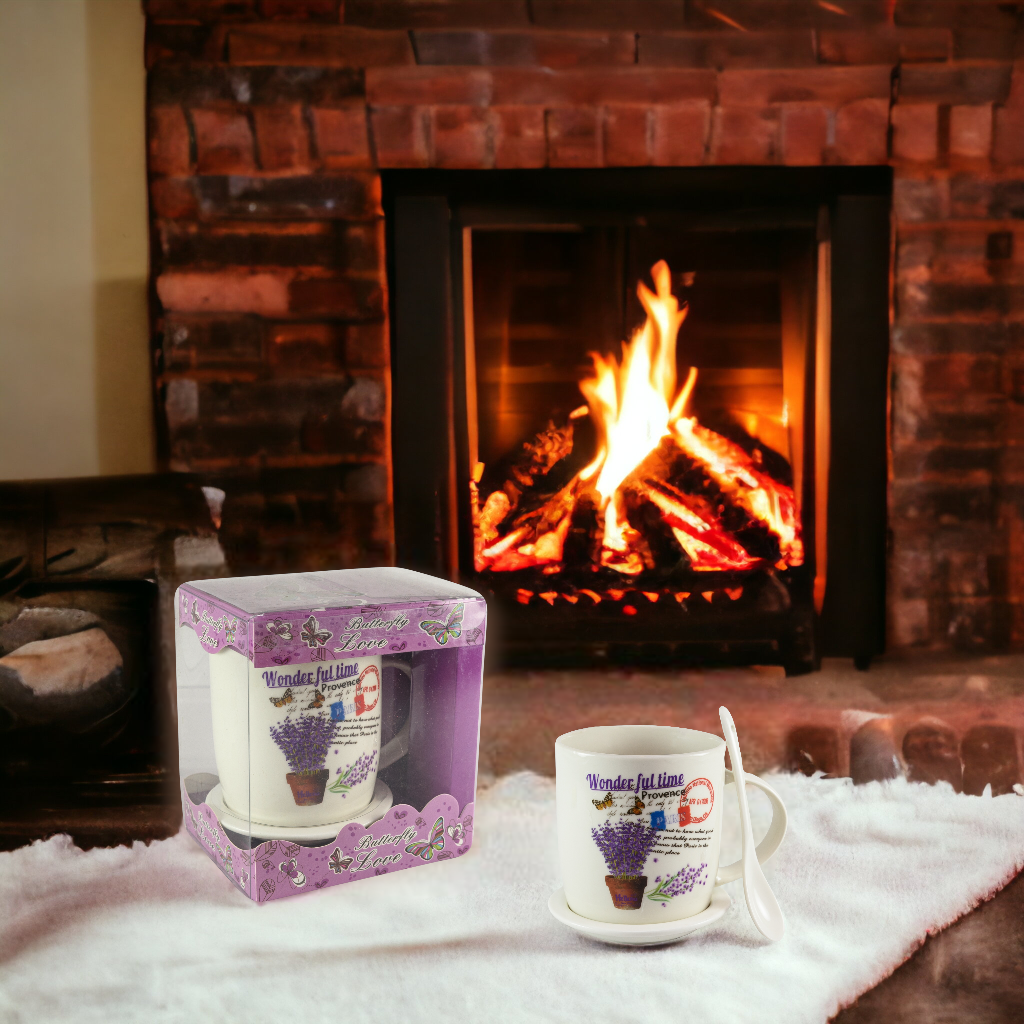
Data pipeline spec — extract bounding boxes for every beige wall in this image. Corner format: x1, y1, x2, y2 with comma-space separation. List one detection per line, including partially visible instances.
0, 0, 154, 481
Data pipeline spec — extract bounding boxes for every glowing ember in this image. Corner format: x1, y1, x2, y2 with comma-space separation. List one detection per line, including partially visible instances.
471, 260, 804, 588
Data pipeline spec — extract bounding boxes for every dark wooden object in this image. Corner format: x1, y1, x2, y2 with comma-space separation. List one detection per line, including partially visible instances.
0, 474, 220, 850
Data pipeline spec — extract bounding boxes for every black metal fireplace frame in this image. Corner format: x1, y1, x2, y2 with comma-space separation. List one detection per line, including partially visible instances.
383, 167, 891, 673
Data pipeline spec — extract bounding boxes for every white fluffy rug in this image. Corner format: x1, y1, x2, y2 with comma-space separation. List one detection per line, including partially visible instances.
2, 773, 1023, 1024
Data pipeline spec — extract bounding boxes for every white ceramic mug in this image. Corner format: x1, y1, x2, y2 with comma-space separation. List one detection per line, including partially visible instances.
210, 651, 410, 827
556, 725, 787, 924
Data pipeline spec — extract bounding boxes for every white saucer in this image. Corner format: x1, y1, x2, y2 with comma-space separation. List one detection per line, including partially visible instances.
548, 887, 731, 947
204, 780, 393, 841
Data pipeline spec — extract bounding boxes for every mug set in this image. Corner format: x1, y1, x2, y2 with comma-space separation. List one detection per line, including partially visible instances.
209, 651, 410, 833
552, 723, 788, 944
207, 639, 787, 942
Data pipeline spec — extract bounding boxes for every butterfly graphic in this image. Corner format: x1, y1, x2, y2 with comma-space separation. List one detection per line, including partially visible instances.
446, 822, 466, 846
301, 614, 333, 649
592, 792, 614, 811
306, 689, 325, 710
279, 859, 306, 887
272, 656, 292, 665
270, 687, 294, 708
328, 849, 353, 874
419, 604, 464, 645
224, 619, 237, 645
394, 810, 408, 820
313, 878, 330, 890
406, 816, 445, 861
626, 796, 645, 815
266, 618, 293, 641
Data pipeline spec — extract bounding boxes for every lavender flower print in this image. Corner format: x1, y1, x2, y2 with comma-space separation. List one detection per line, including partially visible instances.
646, 862, 709, 904
328, 748, 378, 795
270, 713, 344, 805
269, 714, 342, 774
591, 820, 660, 910
591, 820, 659, 878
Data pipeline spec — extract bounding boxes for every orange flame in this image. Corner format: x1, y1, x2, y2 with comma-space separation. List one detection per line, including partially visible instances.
580, 260, 802, 572
472, 260, 803, 577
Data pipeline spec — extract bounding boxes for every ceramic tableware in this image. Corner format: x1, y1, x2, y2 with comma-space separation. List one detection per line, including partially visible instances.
210, 651, 410, 828
548, 886, 731, 947
555, 724, 787, 926
719, 706, 785, 941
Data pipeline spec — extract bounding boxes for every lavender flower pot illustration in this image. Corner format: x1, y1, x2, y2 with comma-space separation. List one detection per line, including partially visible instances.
286, 770, 330, 805
591, 820, 659, 910
605, 876, 649, 908
270, 715, 342, 807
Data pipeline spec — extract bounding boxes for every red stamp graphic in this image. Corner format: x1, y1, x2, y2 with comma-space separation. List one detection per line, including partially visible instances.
354, 664, 380, 715
678, 777, 714, 826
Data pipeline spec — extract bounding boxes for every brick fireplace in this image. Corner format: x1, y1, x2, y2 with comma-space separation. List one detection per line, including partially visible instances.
145, 0, 1024, 657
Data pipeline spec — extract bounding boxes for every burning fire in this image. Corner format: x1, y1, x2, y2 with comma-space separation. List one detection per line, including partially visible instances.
471, 260, 803, 580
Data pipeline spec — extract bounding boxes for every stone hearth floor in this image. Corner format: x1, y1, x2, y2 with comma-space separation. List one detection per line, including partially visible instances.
480, 653, 1024, 1023
480, 654, 1024, 783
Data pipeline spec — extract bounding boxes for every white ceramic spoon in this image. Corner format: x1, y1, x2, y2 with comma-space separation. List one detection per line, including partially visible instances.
719, 705, 785, 942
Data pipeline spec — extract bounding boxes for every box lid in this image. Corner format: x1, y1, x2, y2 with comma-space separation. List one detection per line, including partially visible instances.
184, 567, 480, 614
177, 568, 485, 665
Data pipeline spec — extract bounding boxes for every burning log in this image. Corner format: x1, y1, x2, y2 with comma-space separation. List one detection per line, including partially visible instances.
673, 418, 803, 568
470, 259, 804, 587
473, 419, 578, 572
484, 418, 575, 510
643, 481, 761, 573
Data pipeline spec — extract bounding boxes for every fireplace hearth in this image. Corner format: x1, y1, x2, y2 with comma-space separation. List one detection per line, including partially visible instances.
143, 0, 1024, 662
385, 168, 890, 673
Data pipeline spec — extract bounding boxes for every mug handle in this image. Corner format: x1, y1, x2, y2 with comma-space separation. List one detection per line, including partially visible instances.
714, 769, 788, 886
379, 658, 412, 771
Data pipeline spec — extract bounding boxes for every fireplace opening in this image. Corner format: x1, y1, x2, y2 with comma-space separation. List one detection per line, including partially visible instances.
385, 168, 891, 674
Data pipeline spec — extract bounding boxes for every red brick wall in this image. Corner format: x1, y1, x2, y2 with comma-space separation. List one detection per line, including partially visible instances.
144, 0, 1024, 651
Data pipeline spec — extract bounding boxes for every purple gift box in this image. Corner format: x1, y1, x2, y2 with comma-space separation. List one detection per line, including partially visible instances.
175, 567, 486, 903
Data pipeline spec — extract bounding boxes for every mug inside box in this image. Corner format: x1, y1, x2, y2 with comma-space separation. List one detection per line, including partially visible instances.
174, 568, 486, 901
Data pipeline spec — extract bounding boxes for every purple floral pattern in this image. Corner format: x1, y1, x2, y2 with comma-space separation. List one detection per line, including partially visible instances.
590, 820, 660, 879
646, 862, 709, 904
182, 778, 473, 904
328, 748, 378, 795
269, 714, 342, 774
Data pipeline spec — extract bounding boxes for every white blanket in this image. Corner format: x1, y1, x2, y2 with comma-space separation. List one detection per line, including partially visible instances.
2, 773, 1023, 1024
